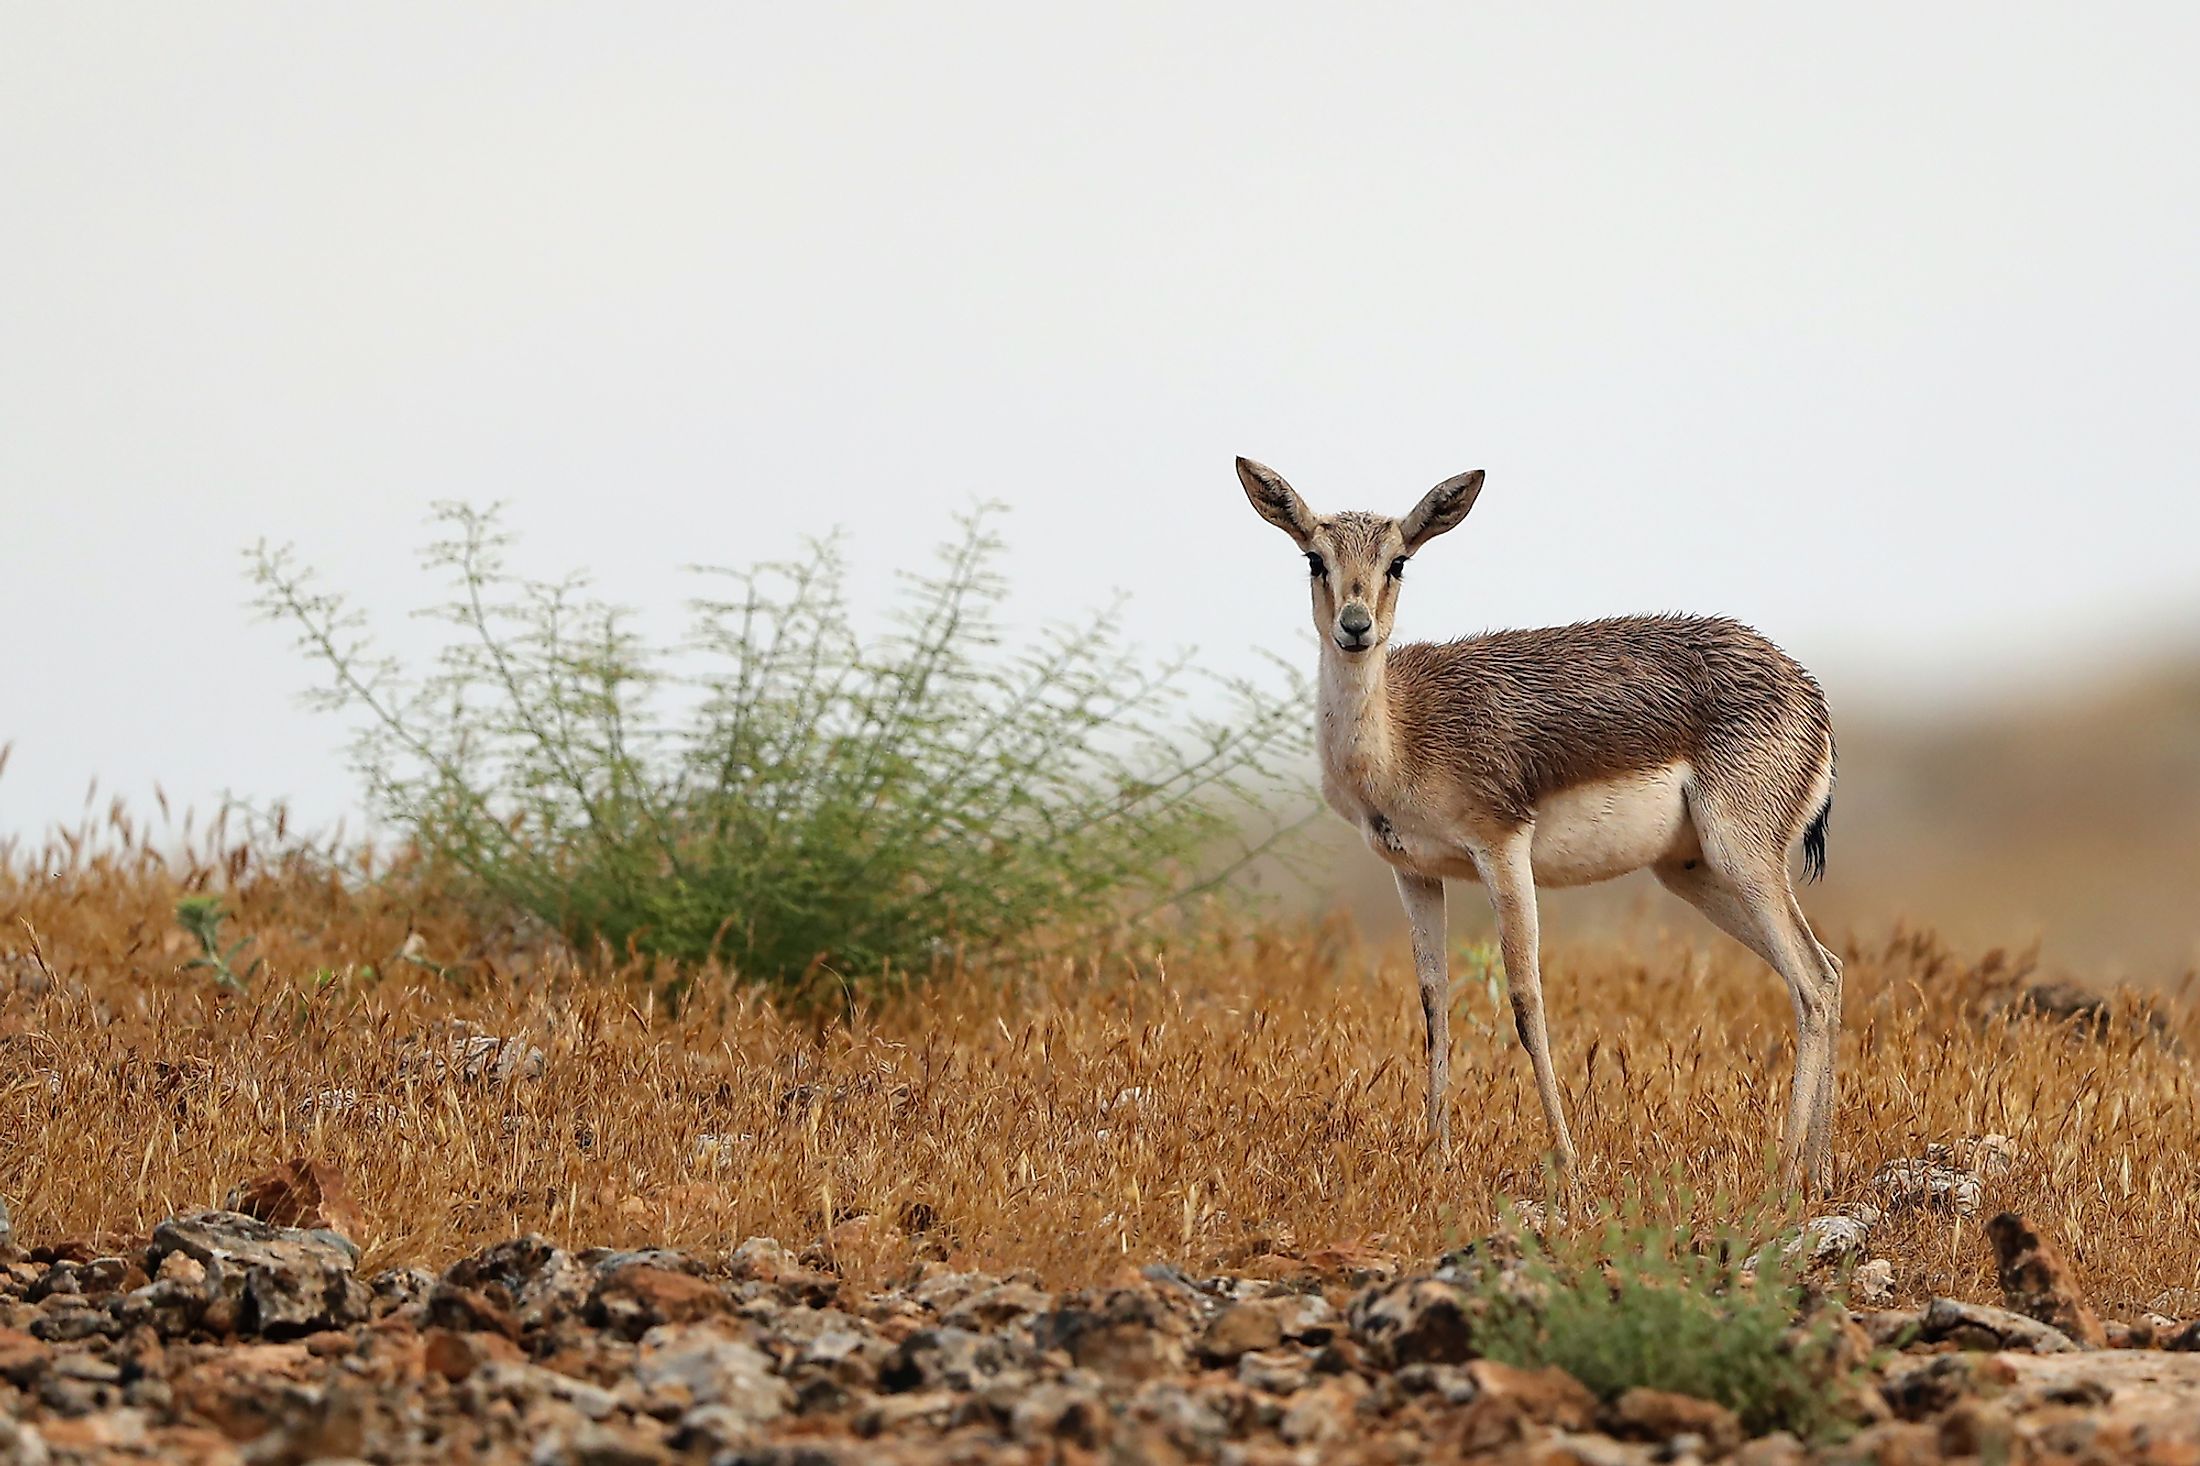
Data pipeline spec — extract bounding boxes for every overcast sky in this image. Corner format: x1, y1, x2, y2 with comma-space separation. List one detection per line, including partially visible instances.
5, 4, 2198, 839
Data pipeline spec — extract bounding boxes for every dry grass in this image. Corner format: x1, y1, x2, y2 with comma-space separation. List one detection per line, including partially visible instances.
4, 815, 2197, 1317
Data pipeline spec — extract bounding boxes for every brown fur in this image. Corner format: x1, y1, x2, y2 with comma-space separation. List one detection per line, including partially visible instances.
1386, 615, 1833, 838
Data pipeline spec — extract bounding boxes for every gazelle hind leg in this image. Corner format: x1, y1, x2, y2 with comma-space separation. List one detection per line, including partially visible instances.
1794, 896, 1843, 1179
1475, 829, 1578, 1177
1655, 845, 1840, 1192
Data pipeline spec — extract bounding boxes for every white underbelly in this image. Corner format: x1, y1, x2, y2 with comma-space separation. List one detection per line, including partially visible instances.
1529, 762, 1697, 887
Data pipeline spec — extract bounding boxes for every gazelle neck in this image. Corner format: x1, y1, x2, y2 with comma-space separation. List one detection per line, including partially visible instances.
1316, 640, 1394, 788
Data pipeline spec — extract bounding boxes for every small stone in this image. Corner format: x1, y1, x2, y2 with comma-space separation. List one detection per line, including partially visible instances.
726, 1237, 799, 1285
1987, 1211, 2105, 1348
532, 1419, 669, 1465
1010, 1379, 1109, 1447
1528, 1435, 1657, 1466
445, 1236, 594, 1330
1031, 1289, 1190, 1383
1879, 1353, 2011, 1421
0, 1418, 47, 1466
423, 1326, 521, 1381
1199, 1299, 1288, 1361
2103, 1318, 2157, 1348
937, 1278, 1052, 1331
1855, 1307, 1926, 1349
1278, 1375, 1367, 1446
878, 1326, 1027, 1393
1731, 1431, 1811, 1465
1952, 1134, 2019, 1178
1237, 1347, 1312, 1395
1347, 1276, 1482, 1365
0, 1327, 54, 1385
1464, 1360, 1598, 1430
633, 1324, 790, 1426
367, 1266, 436, 1318
854, 1388, 958, 1436
1851, 1258, 1897, 1308
1605, 1387, 1743, 1456
1936, 1398, 2018, 1459
1872, 1157, 1984, 1217
1752, 1208, 1880, 1275
424, 1281, 521, 1339
1396, 1360, 1482, 1404
157, 1253, 206, 1287
589, 1265, 731, 1338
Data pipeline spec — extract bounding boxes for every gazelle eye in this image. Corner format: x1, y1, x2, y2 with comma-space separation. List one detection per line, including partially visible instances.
1305, 552, 1326, 578
1387, 556, 1408, 580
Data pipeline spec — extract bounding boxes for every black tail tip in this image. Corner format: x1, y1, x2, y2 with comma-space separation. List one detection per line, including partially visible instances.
1801, 798, 1832, 883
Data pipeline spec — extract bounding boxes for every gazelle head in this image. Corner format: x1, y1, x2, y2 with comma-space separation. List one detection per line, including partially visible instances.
1236, 458, 1486, 657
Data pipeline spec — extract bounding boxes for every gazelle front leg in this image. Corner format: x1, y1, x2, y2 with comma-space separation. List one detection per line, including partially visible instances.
1394, 871, 1450, 1155
1474, 829, 1578, 1176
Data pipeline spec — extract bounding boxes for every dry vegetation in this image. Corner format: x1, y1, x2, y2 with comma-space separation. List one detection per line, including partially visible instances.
6, 813, 2197, 1323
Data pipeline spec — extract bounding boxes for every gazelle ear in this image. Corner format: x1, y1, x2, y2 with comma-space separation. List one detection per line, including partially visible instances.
1400, 469, 1485, 550
1236, 457, 1316, 544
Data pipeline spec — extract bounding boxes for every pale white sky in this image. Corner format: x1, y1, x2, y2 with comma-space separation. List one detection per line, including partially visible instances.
4, 4, 2198, 838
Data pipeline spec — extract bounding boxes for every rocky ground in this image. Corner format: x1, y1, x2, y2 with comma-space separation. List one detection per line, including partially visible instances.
6, 1162, 2200, 1465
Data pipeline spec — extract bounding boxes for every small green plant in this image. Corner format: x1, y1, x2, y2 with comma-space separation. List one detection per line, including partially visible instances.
249, 502, 1312, 994
1468, 1191, 1863, 1442
174, 895, 260, 992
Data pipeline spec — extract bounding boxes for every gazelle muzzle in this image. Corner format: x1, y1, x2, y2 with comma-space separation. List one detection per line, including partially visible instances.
1336, 602, 1374, 651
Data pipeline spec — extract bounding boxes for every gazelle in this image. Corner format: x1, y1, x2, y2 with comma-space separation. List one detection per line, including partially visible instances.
1237, 458, 1843, 1191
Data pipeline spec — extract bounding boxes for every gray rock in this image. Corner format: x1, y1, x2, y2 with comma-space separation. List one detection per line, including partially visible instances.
854, 1389, 958, 1436
1394, 1361, 1482, 1404
0, 1418, 49, 1466
445, 1235, 593, 1329
1236, 1348, 1312, 1396
1854, 1307, 1927, 1349
367, 1265, 438, 1318
1873, 1158, 1984, 1217
1922, 1296, 2082, 1353
147, 1210, 365, 1338
27, 1305, 118, 1344
937, 1279, 1053, 1331
878, 1327, 1025, 1393
1127, 1380, 1229, 1455
1753, 1205, 1882, 1274
1347, 1276, 1483, 1365
1851, 1258, 1897, 1308
634, 1325, 791, 1426
1009, 1379, 1109, 1447
527, 1418, 667, 1466
112, 1272, 211, 1339
471, 1361, 621, 1421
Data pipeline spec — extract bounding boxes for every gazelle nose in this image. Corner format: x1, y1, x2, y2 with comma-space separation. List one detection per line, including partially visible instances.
1338, 604, 1373, 637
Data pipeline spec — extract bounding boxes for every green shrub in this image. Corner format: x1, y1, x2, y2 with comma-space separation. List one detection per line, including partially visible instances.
1467, 1193, 1864, 1442
249, 503, 1309, 993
